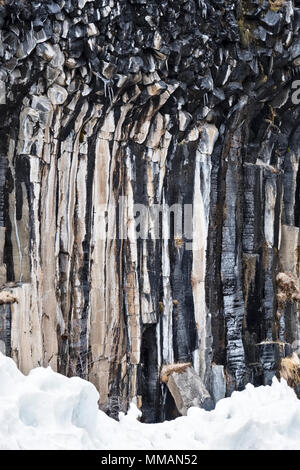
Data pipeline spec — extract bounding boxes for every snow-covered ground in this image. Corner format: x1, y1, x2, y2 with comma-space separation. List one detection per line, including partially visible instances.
0, 352, 300, 450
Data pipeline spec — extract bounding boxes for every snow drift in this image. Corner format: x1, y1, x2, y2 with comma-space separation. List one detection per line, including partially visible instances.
0, 352, 300, 450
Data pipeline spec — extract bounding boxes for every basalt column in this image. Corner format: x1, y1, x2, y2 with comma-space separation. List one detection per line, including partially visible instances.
0, 0, 299, 422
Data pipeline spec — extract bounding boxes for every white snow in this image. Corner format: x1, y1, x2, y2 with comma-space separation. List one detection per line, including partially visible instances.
0, 352, 300, 450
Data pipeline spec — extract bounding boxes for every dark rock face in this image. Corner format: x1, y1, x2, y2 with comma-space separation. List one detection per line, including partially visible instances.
0, 0, 299, 421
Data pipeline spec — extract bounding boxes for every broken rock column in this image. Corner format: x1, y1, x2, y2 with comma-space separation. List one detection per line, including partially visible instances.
161, 364, 214, 415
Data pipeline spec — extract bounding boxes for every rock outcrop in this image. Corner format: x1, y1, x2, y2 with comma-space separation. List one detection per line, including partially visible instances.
0, 0, 299, 421
162, 364, 214, 415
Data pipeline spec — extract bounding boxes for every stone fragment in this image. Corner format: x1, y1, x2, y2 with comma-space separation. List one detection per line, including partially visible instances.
162, 364, 214, 414
289, 39, 300, 60
34, 29, 51, 44
153, 30, 162, 50
88, 23, 99, 37
36, 42, 56, 61
46, 66, 61, 85
16, 30, 37, 59
260, 10, 282, 29
128, 56, 144, 73
78, 0, 90, 7
178, 110, 192, 131
65, 58, 77, 69
46, 1, 61, 14
199, 76, 214, 92
31, 95, 52, 129
101, 61, 116, 79
147, 81, 167, 96
50, 45, 65, 68
47, 84, 68, 105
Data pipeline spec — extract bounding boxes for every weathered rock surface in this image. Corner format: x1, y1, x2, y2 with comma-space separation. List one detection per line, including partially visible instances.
211, 364, 226, 405
0, 0, 299, 421
165, 365, 214, 415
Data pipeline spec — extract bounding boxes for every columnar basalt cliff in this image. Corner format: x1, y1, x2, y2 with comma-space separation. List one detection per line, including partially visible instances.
0, 0, 299, 422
